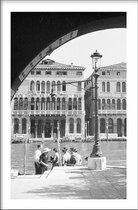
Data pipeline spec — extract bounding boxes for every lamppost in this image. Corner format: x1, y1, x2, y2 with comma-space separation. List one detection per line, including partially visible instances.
88, 50, 106, 170
90, 50, 102, 157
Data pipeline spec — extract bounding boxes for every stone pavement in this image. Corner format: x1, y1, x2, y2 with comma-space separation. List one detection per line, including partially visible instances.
11, 165, 126, 199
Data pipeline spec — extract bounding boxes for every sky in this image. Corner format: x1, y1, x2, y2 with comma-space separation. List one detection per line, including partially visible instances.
47, 28, 126, 79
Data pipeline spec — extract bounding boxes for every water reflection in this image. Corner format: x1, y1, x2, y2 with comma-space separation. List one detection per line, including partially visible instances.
11, 141, 126, 174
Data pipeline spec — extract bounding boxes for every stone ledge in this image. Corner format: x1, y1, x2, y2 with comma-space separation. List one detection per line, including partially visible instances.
88, 156, 106, 170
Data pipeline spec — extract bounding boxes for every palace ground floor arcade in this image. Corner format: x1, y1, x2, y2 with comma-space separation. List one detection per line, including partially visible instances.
12, 114, 85, 141
86, 114, 127, 138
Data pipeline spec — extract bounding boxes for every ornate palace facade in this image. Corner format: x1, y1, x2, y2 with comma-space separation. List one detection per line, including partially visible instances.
84, 62, 127, 139
11, 59, 85, 141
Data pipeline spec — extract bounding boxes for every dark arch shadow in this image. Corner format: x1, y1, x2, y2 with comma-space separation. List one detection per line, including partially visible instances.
11, 12, 126, 99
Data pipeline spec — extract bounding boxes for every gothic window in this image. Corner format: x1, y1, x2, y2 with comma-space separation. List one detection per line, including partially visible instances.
112, 99, 115, 110
69, 118, 74, 133
107, 99, 111, 110
102, 99, 106, 110
73, 98, 77, 110
102, 82, 105, 92
107, 82, 110, 92
14, 118, 19, 134
19, 98, 23, 110
41, 98, 45, 110
117, 99, 121, 110
14, 98, 18, 110
46, 97, 50, 110
116, 82, 121, 92
46, 81, 50, 92
108, 118, 113, 133
68, 98, 72, 110
30, 80, 35, 91
78, 98, 82, 110
36, 98, 40, 110
62, 81, 66, 91
31, 98, 35, 110
24, 98, 28, 110
62, 98, 66, 110
122, 82, 126, 92
41, 81, 45, 93
98, 99, 101, 110
36, 81, 40, 92
57, 98, 60, 110
122, 99, 126, 110
77, 118, 81, 133
52, 81, 56, 91
57, 81, 61, 92
22, 118, 27, 134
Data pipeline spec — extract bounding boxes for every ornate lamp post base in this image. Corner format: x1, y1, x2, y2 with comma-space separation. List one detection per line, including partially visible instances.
90, 142, 103, 157
88, 156, 106, 170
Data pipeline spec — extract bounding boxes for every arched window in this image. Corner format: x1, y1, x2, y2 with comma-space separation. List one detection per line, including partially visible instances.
69, 118, 74, 133
36, 81, 40, 92
117, 99, 121, 110
117, 118, 122, 137
62, 81, 66, 91
41, 98, 45, 110
19, 98, 23, 110
46, 97, 50, 110
77, 118, 81, 133
57, 81, 61, 92
107, 82, 110, 92
78, 98, 82, 110
100, 118, 105, 133
36, 98, 40, 110
112, 99, 115, 110
30, 81, 35, 91
107, 99, 111, 110
116, 82, 121, 92
122, 99, 126, 110
57, 98, 60, 110
51, 97, 55, 110
14, 98, 18, 110
68, 98, 72, 110
77, 82, 81, 91
108, 118, 113, 133
98, 99, 101, 110
24, 98, 28, 110
14, 118, 19, 134
62, 98, 66, 110
46, 81, 50, 92
22, 118, 27, 134
102, 82, 105, 92
73, 98, 77, 110
31, 98, 35, 110
52, 81, 56, 91
102, 99, 106, 110
122, 82, 126, 92
41, 81, 45, 93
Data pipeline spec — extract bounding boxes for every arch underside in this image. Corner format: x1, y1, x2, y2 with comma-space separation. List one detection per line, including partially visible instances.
11, 12, 126, 99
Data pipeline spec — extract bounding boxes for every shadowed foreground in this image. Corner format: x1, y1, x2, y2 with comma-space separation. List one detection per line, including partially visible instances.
11, 166, 126, 199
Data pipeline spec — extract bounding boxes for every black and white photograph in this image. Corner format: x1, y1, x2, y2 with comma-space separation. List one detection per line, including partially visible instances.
1, 1, 138, 209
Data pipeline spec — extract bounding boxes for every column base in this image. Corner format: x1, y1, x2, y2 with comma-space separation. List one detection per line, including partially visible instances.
88, 156, 106, 170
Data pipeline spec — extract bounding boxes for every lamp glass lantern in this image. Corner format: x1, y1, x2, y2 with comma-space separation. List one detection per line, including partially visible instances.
91, 50, 102, 70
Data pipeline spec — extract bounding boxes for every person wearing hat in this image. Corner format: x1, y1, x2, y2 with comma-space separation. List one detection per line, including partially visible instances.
51, 148, 60, 168
69, 148, 76, 166
73, 149, 82, 166
62, 147, 71, 166
34, 144, 42, 174
39, 147, 51, 174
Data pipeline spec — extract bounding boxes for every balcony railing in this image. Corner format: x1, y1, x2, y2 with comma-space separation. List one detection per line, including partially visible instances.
98, 110, 126, 115
12, 109, 84, 116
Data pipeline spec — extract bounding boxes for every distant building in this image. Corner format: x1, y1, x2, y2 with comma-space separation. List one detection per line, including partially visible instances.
84, 62, 127, 139
11, 59, 85, 141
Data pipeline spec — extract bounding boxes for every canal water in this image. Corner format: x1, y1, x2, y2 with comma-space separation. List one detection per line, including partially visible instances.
11, 141, 126, 175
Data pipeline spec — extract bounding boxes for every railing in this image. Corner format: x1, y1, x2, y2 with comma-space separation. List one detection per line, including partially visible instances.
98, 110, 126, 115
12, 109, 84, 115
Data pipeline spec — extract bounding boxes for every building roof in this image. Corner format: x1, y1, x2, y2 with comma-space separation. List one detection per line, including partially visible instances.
35, 59, 85, 71
100, 62, 126, 71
